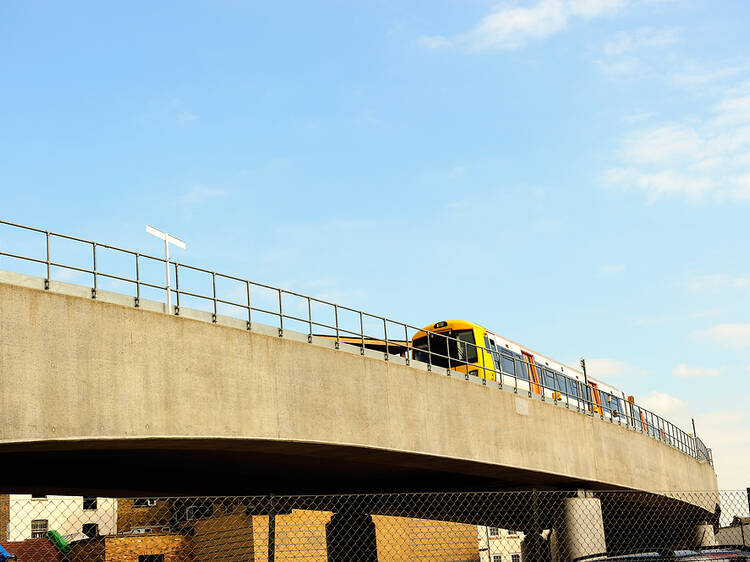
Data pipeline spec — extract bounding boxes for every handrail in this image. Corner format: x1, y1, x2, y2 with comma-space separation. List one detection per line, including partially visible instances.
0, 219, 713, 466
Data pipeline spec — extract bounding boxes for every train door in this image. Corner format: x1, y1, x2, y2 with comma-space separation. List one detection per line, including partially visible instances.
522, 351, 541, 394
589, 382, 602, 414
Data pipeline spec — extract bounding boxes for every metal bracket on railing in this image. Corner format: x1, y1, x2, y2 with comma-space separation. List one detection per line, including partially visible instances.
134, 297, 140, 308
91, 288, 97, 299
307, 334, 312, 343
174, 306, 179, 316
278, 328, 283, 337
247, 322, 252, 331
335, 342, 340, 350
384, 353, 388, 361
359, 347, 364, 355
211, 313, 217, 323
427, 365, 431, 371
446, 369, 451, 376
44, 278, 49, 290
464, 373, 469, 381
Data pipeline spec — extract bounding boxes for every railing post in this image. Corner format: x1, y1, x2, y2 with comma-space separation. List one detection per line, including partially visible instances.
359, 312, 365, 355
91, 242, 97, 299
404, 324, 410, 365
383, 318, 388, 361
278, 289, 283, 337
174, 263, 180, 315
135, 253, 140, 307
44, 231, 50, 290
307, 297, 312, 342
212, 272, 217, 323
426, 329, 432, 371
334, 306, 340, 349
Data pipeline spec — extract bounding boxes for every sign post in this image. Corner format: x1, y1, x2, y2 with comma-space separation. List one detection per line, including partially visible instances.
146, 225, 186, 313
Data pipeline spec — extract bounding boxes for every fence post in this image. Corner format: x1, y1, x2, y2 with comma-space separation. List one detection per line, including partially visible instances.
268, 494, 276, 562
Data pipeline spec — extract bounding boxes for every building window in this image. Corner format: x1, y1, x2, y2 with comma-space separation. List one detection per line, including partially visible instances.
82, 523, 98, 538
31, 519, 48, 538
83, 497, 97, 510
493, 556, 503, 562
488, 526, 500, 536
511, 554, 521, 562
138, 556, 164, 562
133, 498, 157, 507
31, 494, 47, 500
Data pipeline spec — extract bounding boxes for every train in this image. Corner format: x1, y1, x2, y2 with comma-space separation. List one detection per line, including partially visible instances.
411, 320, 658, 437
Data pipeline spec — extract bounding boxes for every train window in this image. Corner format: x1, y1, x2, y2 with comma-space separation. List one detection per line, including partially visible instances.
542, 368, 555, 389
553, 373, 565, 393
515, 357, 529, 380
412, 329, 477, 367
566, 378, 579, 399
500, 353, 515, 375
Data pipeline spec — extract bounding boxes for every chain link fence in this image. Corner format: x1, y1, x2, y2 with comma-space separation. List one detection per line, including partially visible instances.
1, 490, 748, 561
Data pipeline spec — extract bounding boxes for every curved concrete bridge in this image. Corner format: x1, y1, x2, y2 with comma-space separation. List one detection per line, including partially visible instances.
0, 272, 717, 502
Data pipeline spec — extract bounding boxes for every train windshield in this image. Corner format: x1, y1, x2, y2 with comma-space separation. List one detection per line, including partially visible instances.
413, 329, 477, 368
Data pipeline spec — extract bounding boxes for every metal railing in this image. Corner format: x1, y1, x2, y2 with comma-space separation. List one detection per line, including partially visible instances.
0, 219, 713, 466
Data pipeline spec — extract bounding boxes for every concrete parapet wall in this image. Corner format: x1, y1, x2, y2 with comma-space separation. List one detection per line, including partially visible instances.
0, 275, 717, 500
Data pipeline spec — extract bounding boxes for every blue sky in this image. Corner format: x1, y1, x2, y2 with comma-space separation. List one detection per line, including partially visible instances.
1, 0, 749, 491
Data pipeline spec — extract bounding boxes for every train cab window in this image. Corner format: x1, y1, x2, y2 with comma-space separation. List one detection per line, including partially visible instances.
412, 329, 477, 368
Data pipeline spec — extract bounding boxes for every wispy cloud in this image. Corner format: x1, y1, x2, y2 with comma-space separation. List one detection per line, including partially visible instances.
180, 187, 228, 204
638, 391, 692, 428
599, 263, 625, 275
603, 81, 750, 203
596, 27, 680, 76
693, 408, 750, 489
602, 27, 680, 57
686, 274, 750, 291
672, 363, 719, 378
693, 323, 750, 349
669, 61, 750, 87
584, 357, 647, 379
419, 0, 627, 52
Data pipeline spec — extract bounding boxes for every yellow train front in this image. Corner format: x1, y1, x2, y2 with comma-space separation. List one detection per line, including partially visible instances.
411, 320, 497, 381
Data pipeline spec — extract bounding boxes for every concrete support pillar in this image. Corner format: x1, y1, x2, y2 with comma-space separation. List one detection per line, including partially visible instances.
693, 523, 717, 547
553, 493, 606, 561
325, 510, 377, 561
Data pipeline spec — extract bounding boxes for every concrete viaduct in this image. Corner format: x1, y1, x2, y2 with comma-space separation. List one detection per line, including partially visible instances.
0, 271, 719, 558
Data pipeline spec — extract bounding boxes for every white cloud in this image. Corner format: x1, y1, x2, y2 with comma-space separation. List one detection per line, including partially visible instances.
638, 391, 692, 428
636, 393, 750, 490
670, 62, 750, 87
180, 187, 228, 204
604, 85, 750, 202
687, 274, 750, 291
672, 364, 719, 378
693, 409, 750, 490
623, 111, 656, 123
693, 323, 750, 349
419, 0, 626, 51
584, 358, 646, 379
602, 27, 680, 56
599, 263, 625, 275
